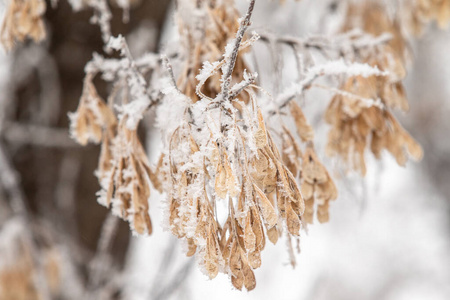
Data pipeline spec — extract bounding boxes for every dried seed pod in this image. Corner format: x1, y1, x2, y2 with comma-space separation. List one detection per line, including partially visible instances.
299, 145, 338, 224
96, 121, 155, 235
242, 262, 256, 291
231, 270, 245, 290
302, 198, 315, 224
253, 184, 278, 228
266, 226, 279, 245
255, 108, 269, 148
302, 147, 328, 184
244, 212, 256, 253
229, 241, 242, 276
247, 249, 261, 269
317, 201, 330, 223
186, 238, 197, 257
289, 101, 314, 142
215, 162, 228, 198
205, 223, 220, 279
250, 205, 265, 251
301, 181, 314, 200
286, 203, 301, 236
69, 75, 117, 146
224, 157, 240, 197
281, 126, 303, 178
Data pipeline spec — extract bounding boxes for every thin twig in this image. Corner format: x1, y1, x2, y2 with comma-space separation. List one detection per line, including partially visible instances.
149, 238, 178, 296
1, 122, 78, 148
271, 60, 388, 114
161, 54, 181, 93
220, 0, 256, 103
0, 142, 27, 215
228, 71, 257, 100
86, 214, 120, 299
153, 259, 195, 300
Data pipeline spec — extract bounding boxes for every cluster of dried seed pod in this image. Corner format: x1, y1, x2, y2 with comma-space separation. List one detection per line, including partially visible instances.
0, 0, 46, 50
404, 0, 450, 35
163, 98, 307, 290
325, 1, 423, 175
279, 101, 338, 224
98, 120, 157, 235
0, 222, 61, 300
70, 73, 160, 235
325, 75, 423, 175
69, 74, 117, 146
161, 2, 313, 288
300, 146, 337, 224
176, 0, 251, 101
0, 252, 60, 300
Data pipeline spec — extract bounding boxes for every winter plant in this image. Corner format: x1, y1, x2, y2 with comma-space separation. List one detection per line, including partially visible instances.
0, 0, 448, 297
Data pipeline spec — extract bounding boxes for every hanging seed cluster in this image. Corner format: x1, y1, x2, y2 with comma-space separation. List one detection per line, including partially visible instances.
176, 0, 252, 102
0, 223, 61, 300
404, 0, 450, 35
0, 0, 46, 50
278, 101, 338, 225
70, 74, 160, 235
325, 1, 423, 175
162, 93, 308, 290
69, 74, 117, 146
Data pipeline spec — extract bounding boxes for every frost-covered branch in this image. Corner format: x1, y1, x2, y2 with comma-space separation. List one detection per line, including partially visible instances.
273, 59, 388, 112
86, 0, 112, 45
229, 70, 258, 100
259, 29, 392, 59
161, 54, 181, 94
86, 214, 119, 299
85, 52, 162, 82
220, 0, 256, 103
107, 35, 155, 129
1, 122, 77, 148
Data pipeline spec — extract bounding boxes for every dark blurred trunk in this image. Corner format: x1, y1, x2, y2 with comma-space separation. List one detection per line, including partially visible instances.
6, 0, 171, 273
